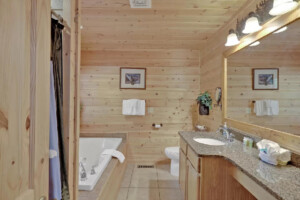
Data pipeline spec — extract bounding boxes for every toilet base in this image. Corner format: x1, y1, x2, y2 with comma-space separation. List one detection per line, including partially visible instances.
170, 159, 179, 177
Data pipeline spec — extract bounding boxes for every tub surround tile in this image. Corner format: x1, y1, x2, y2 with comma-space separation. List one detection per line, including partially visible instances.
80, 132, 127, 140
179, 131, 300, 200
121, 164, 135, 187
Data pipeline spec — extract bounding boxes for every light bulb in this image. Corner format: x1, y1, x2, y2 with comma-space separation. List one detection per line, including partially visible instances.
269, 0, 298, 16
225, 30, 240, 46
243, 16, 262, 34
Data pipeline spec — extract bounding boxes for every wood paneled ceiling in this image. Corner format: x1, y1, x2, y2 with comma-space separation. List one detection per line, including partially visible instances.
81, 0, 248, 51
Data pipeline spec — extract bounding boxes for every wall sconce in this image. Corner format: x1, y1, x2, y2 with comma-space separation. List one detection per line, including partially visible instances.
269, 0, 298, 16
243, 12, 262, 34
225, 29, 240, 46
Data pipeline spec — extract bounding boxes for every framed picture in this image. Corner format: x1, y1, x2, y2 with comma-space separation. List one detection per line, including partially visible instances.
120, 68, 146, 89
252, 68, 279, 90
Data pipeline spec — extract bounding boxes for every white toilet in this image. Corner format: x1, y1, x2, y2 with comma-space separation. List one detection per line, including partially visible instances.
165, 146, 180, 177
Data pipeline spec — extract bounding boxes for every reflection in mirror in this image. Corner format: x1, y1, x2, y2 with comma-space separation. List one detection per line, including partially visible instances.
227, 19, 300, 136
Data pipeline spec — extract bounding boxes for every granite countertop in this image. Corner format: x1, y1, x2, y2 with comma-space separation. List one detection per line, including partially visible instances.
179, 131, 300, 200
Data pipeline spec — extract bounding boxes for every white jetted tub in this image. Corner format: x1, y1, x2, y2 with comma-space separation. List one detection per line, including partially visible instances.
78, 137, 122, 191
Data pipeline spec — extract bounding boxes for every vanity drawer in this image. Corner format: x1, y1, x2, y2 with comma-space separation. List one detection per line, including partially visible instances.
180, 138, 187, 155
187, 146, 201, 172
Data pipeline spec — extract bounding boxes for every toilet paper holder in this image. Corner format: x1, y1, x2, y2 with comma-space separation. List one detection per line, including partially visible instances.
152, 123, 163, 128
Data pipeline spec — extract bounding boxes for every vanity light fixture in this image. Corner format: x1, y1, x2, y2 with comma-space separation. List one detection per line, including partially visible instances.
269, 0, 298, 16
225, 29, 240, 47
243, 12, 262, 34
273, 26, 288, 34
250, 41, 260, 47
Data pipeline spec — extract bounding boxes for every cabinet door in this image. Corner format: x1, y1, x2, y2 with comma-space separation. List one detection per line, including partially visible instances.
187, 160, 200, 200
179, 149, 187, 196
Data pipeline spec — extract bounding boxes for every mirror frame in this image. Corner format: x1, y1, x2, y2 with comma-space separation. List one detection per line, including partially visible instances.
222, 5, 300, 154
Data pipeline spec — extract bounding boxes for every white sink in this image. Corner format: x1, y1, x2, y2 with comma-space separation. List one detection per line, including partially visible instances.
193, 138, 225, 146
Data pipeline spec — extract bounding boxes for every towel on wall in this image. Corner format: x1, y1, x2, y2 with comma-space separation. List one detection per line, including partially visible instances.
254, 100, 279, 116
122, 99, 145, 116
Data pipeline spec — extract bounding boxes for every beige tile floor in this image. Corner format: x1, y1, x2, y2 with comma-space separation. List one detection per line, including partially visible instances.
117, 164, 184, 200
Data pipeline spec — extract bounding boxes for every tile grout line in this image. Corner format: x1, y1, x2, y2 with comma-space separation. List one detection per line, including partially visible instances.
126, 164, 136, 200
156, 165, 162, 200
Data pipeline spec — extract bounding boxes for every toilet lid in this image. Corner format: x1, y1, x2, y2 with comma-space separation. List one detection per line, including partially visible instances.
165, 147, 179, 159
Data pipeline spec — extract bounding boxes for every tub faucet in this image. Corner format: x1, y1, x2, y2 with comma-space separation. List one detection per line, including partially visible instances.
79, 161, 87, 181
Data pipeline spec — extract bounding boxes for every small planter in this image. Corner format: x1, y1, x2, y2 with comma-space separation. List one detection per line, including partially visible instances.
199, 102, 209, 115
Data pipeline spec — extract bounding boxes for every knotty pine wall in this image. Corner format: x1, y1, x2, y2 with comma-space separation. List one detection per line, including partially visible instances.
198, 0, 262, 131
227, 51, 300, 135
80, 49, 200, 163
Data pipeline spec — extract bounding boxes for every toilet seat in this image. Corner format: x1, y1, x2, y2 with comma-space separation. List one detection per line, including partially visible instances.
165, 147, 180, 160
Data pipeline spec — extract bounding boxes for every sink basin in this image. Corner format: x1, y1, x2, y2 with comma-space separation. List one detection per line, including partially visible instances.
193, 138, 225, 146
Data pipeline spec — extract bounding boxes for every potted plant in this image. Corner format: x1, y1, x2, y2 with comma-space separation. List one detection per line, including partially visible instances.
196, 91, 212, 115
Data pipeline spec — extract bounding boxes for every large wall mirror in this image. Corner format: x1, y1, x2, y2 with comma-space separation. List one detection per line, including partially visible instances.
226, 18, 300, 137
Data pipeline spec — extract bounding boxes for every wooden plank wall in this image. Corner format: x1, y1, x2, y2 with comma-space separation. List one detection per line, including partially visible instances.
80, 49, 200, 163
228, 53, 300, 135
198, 0, 264, 131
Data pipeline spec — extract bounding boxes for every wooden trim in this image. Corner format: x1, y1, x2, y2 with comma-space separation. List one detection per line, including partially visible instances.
222, 57, 228, 121
230, 166, 277, 200
73, 0, 81, 199
252, 68, 279, 90
119, 67, 147, 90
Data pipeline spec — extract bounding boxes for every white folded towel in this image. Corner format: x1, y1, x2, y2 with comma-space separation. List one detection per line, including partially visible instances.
102, 149, 125, 163
122, 99, 145, 116
259, 151, 278, 165
278, 148, 291, 163
257, 139, 291, 165
254, 100, 279, 116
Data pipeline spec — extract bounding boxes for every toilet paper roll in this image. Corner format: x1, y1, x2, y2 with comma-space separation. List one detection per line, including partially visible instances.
155, 124, 161, 128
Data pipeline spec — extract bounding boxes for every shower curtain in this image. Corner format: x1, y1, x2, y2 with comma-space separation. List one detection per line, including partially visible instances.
50, 18, 70, 200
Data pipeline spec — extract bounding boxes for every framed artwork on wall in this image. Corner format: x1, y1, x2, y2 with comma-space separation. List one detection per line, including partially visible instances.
120, 68, 146, 89
252, 68, 279, 90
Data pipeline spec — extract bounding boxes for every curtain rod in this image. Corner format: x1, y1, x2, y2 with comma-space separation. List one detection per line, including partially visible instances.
51, 10, 71, 33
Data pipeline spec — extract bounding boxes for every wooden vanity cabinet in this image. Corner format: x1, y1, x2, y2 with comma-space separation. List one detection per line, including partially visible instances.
186, 159, 200, 200
179, 149, 187, 195
179, 139, 201, 200
179, 138, 258, 200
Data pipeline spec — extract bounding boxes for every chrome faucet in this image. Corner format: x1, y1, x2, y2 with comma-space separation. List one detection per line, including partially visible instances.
79, 161, 87, 181
217, 126, 235, 142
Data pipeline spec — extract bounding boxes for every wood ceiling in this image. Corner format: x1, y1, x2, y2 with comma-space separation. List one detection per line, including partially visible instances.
81, 0, 248, 51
